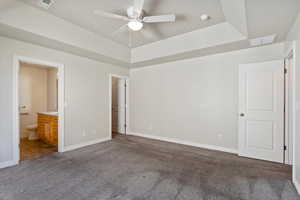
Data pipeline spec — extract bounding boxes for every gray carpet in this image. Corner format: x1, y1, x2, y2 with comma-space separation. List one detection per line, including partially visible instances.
0, 135, 299, 200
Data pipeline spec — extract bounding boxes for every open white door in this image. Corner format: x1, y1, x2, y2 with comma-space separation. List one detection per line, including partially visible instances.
239, 60, 284, 163
112, 78, 126, 134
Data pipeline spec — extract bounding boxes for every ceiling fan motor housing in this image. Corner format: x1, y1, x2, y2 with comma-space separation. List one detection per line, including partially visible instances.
127, 6, 144, 20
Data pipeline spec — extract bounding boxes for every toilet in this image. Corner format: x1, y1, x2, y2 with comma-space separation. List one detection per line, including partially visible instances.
26, 124, 39, 140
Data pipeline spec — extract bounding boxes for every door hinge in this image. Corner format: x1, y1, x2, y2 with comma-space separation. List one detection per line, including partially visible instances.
124, 124, 127, 128
284, 68, 287, 74
284, 145, 287, 151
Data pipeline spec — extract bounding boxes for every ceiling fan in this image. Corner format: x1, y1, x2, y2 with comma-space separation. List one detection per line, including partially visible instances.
94, 0, 176, 33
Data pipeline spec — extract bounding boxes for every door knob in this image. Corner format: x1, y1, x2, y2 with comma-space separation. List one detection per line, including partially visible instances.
240, 113, 245, 117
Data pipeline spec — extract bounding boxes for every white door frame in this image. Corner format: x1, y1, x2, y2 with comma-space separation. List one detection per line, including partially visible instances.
13, 55, 65, 165
109, 74, 129, 138
284, 49, 295, 165
284, 42, 297, 181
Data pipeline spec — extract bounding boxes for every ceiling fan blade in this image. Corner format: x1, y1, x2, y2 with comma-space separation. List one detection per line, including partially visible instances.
143, 15, 176, 23
133, 0, 144, 16
94, 10, 129, 21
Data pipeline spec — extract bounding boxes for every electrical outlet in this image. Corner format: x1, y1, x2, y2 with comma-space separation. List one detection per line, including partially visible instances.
83, 130, 87, 137
92, 130, 97, 135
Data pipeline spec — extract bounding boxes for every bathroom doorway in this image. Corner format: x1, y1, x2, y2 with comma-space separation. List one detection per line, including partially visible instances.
19, 62, 58, 160
13, 56, 65, 164
109, 74, 129, 139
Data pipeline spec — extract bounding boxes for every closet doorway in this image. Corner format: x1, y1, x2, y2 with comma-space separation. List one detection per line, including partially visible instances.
109, 74, 129, 138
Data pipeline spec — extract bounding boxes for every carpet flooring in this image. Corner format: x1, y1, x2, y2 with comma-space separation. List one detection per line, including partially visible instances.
0, 135, 299, 200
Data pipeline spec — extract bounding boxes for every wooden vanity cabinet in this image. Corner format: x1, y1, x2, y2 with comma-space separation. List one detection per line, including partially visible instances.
37, 113, 58, 147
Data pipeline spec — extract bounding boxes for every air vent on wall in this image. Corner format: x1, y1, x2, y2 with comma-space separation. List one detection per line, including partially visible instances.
249, 34, 277, 47
38, 0, 54, 9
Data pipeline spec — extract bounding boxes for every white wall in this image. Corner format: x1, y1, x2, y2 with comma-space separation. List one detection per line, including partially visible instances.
0, 36, 128, 166
19, 64, 48, 138
130, 43, 284, 152
47, 68, 58, 112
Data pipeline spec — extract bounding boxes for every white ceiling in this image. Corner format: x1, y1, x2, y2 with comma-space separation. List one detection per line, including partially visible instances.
246, 0, 300, 41
20, 0, 226, 47
130, 0, 300, 65
1, 0, 299, 67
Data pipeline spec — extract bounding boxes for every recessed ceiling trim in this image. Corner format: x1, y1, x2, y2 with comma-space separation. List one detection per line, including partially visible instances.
0, 23, 130, 67
21, 0, 226, 47
131, 22, 247, 63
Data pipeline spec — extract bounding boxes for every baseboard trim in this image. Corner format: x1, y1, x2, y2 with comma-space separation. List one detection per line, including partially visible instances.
0, 160, 17, 169
129, 132, 237, 154
63, 137, 111, 152
294, 178, 300, 195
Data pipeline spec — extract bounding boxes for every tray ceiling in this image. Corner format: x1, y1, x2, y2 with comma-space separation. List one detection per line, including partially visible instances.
20, 0, 226, 47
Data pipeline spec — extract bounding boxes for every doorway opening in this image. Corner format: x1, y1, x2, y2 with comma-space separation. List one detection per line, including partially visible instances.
19, 62, 59, 160
110, 74, 129, 139
13, 56, 65, 164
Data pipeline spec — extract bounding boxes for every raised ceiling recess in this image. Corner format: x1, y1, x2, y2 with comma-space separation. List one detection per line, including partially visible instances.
20, 0, 226, 47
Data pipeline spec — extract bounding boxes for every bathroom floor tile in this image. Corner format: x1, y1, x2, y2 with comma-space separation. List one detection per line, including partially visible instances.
20, 138, 57, 161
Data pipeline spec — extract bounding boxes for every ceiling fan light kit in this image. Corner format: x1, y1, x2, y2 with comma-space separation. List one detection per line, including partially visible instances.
94, 0, 176, 32
200, 14, 209, 21
128, 20, 143, 31
93, 0, 176, 46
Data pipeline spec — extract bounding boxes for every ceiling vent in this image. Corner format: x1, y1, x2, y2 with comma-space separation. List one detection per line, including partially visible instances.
38, 0, 54, 9
249, 34, 277, 47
